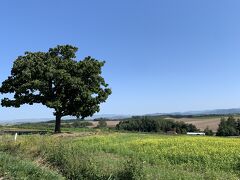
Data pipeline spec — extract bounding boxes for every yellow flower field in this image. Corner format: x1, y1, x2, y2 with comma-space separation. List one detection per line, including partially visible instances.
0, 133, 239, 179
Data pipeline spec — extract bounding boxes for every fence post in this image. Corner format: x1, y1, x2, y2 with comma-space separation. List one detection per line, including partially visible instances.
14, 133, 18, 142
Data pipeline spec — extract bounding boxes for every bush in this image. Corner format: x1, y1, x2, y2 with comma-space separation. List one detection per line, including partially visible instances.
116, 158, 146, 180
204, 126, 214, 136
97, 120, 107, 128
72, 121, 93, 128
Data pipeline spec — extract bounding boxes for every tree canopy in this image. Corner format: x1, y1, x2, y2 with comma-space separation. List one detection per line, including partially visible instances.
216, 116, 240, 136
0, 45, 111, 132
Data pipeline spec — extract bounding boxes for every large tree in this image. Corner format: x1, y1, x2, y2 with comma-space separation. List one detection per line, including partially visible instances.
0, 45, 111, 133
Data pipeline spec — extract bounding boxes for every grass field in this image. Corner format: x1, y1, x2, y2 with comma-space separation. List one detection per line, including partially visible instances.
0, 132, 239, 179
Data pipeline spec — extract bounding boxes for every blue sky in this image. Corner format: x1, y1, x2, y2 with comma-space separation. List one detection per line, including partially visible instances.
1, 0, 240, 120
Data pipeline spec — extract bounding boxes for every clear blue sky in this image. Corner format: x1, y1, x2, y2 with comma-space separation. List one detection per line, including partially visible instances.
1, 0, 240, 120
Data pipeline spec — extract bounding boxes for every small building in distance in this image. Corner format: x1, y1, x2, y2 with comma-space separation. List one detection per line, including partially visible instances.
187, 132, 205, 136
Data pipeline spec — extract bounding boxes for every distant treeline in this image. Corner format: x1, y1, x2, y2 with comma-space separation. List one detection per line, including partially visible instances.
134, 114, 240, 119
93, 114, 240, 121
116, 117, 198, 134
10, 121, 93, 130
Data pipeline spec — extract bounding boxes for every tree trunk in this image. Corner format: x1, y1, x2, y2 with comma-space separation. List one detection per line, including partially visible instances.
54, 113, 62, 133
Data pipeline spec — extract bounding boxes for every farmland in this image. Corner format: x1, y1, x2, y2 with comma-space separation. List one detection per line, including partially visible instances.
1, 114, 236, 133
0, 132, 239, 179
173, 117, 221, 131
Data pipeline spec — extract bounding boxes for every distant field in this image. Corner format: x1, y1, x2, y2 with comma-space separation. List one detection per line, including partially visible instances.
172, 117, 221, 131
93, 117, 221, 132
0, 132, 239, 179
87, 120, 120, 128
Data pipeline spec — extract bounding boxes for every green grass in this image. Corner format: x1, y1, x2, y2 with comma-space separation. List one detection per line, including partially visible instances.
0, 132, 239, 179
0, 151, 64, 180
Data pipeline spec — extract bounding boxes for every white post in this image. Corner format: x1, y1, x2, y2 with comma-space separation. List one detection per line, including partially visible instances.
14, 133, 18, 142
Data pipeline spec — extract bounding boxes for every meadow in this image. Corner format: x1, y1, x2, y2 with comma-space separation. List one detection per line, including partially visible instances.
0, 132, 239, 179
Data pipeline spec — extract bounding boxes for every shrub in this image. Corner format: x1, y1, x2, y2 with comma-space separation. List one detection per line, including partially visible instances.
116, 158, 146, 180
72, 121, 93, 128
97, 120, 107, 128
204, 126, 214, 136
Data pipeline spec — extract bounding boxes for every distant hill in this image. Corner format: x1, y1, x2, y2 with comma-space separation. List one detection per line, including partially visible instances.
146, 108, 240, 116
0, 114, 131, 124
1, 108, 240, 124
